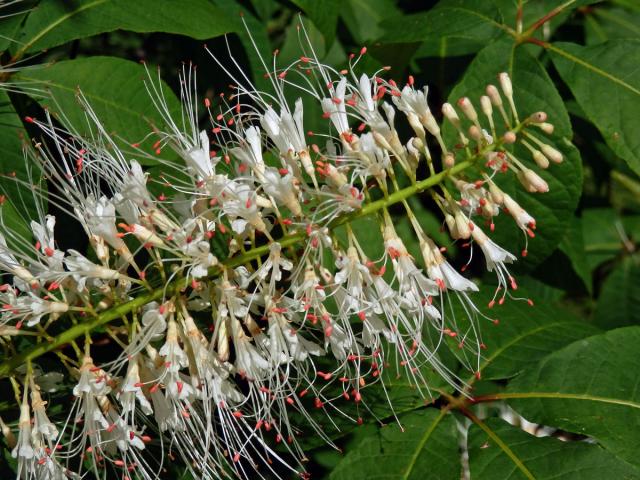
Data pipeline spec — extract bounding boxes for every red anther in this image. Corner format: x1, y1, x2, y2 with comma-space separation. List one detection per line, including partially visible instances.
245, 198, 252, 209
47, 282, 60, 291
209, 197, 218, 206
317, 371, 332, 381
106, 423, 117, 433
498, 297, 505, 305
114, 460, 125, 467
212, 127, 221, 134
181, 409, 191, 418
468, 222, 474, 231
233, 452, 241, 462
24, 116, 34, 123
158, 193, 166, 201
275, 434, 282, 443
408, 75, 414, 86
490, 222, 495, 232
509, 277, 518, 290
150, 383, 160, 393
191, 279, 200, 289
238, 163, 247, 173
43, 247, 54, 257
205, 230, 214, 239
218, 223, 227, 234
227, 117, 235, 126
360, 46, 367, 55
278, 71, 287, 79
340, 69, 348, 75
204, 98, 211, 108
133, 382, 144, 388
129, 431, 135, 440
354, 391, 362, 403
436, 278, 445, 291
521, 249, 528, 257
324, 324, 333, 337
376, 86, 387, 99
259, 386, 271, 394
342, 391, 350, 400
300, 56, 311, 63
141, 435, 152, 443
232, 411, 243, 418
299, 389, 308, 398
527, 298, 534, 306
331, 97, 342, 105
255, 420, 264, 430
488, 300, 495, 308
286, 396, 294, 405
273, 48, 279, 56
278, 168, 289, 175
475, 371, 481, 380
176, 381, 184, 394
526, 228, 536, 238
314, 397, 324, 408
474, 180, 484, 189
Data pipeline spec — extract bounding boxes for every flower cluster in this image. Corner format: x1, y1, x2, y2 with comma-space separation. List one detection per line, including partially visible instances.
0, 38, 563, 480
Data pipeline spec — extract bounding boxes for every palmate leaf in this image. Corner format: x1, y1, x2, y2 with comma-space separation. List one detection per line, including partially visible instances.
445, 38, 583, 269
468, 418, 640, 479
550, 40, 640, 177
17, 56, 181, 165
501, 327, 640, 469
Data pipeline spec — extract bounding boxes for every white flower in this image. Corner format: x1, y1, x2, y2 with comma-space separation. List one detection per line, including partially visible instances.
321, 77, 349, 134
260, 98, 306, 155
64, 250, 120, 290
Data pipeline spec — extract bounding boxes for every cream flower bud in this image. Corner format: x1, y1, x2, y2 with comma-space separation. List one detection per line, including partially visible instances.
489, 182, 504, 204
532, 150, 550, 169
407, 111, 426, 140
480, 95, 493, 116
486, 84, 502, 106
468, 125, 483, 142
518, 169, 549, 193
541, 144, 563, 163
537, 122, 555, 134
457, 97, 478, 123
422, 110, 440, 137
442, 103, 461, 128
529, 111, 547, 123
498, 72, 513, 98
443, 152, 455, 168
503, 131, 516, 143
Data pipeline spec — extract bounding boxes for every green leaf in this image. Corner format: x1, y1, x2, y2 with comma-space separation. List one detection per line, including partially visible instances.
330, 408, 460, 480
380, 0, 506, 58
593, 258, 640, 329
550, 40, 640, 176
290, 0, 340, 46
468, 418, 640, 479
340, 0, 402, 44
558, 215, 593, 293
446, 38, 583, 269
582, 208, 626, 269
584, 6, 640, 45
503, 327, 640, 468
13, 0, 232, 56
0, 90, 39, 233
17, 56, 181, 164
467, 293, 599, 382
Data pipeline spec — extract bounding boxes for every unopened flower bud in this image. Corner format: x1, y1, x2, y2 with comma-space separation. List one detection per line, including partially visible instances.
480, 95, 493, 117
457, 97, 478, 123
537, 122, 554, 135
442, 103, 460, 128
498, 72, 513, 99
468, 125, 483, 142
486, 84, 502, 107
532, 150, 549, 169
422, 110, 440, 137
443, 152, 455, 168
540, 144, 563, 163
503, 131, 516, 143
529, 111, 547, 123
518, 169, 549, 193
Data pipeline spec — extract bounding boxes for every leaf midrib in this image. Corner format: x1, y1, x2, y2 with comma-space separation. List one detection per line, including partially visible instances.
549, 42, 640, 96
400, 409, 446, 480
15, 0, 110, 58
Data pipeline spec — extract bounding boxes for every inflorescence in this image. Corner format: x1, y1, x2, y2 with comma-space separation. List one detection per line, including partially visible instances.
0, 29, 563, 480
